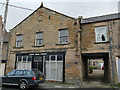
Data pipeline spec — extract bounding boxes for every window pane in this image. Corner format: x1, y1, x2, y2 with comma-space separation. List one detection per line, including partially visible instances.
34, 56, 42, 62
51, 55, 55, 61
19, 35, 22, 40
57, 55, 63, 61
28, 56, 32, 61
60, 29, 68, 37
18, 41, 22, 47
15, 70, 23, 75
59, 29, 68, 43
45, 55, 49, 61
24, 71, 32, 76
7, 70, 15, 76
35, 32, 43, 46
17, 56, 22, 61
36, 33, 43, 39
60, 37, 68, 43
95, 26, 107, 42
36, 40, 42, 46
23, 56, 27, 62
16, 35, 22, 47
60, 30, 65, 37
16, 35, 22, 41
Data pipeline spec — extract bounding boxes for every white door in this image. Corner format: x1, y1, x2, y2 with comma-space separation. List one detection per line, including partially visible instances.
46, 55, 63, 81
0, 63, 5, 76
116, 57, 120, 83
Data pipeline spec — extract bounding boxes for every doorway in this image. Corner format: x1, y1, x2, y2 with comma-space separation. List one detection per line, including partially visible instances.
81, 53, 110, 83
46, 54, 63, 81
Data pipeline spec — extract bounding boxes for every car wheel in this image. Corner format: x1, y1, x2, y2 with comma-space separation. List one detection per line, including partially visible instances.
19, 81, 28, 90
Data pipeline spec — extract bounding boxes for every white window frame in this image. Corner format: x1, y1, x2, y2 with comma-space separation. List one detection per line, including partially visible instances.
95, 26, 107, 42
16, 34, 22, 47
59, 29, 68, 44
35, 32, 43, 46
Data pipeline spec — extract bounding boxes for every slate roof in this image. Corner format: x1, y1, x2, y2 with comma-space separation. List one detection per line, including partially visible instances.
81, 13, 120, 24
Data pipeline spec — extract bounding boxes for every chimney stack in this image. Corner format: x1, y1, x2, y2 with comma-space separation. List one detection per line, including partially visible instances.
40, 2, 43, 8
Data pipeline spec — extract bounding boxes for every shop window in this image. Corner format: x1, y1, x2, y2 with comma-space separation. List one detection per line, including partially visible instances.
95, 26, 107, 42
34, 56, 42, 62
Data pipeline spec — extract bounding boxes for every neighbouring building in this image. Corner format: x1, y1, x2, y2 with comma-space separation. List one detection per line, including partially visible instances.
81, 13, 120, 84
0, 15, 9, 76
6, 4, 82, 83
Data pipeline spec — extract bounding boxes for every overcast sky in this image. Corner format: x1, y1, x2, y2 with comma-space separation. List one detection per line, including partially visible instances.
0, 0, 119, 31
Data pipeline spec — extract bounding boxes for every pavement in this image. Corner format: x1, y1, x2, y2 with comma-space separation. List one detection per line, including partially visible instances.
39, 69, 118, 89
81, 69, 112, 88
39, 81, 81, 89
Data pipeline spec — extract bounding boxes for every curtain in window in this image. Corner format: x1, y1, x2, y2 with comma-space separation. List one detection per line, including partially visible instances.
95, 26, 107, 42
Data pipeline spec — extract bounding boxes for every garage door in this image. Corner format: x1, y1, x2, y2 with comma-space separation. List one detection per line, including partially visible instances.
46, 55, 63, 81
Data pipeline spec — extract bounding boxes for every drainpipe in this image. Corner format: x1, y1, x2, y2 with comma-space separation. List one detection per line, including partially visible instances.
107, 21, 115, 85
78, 16, 83, 83
78, 16, 82, 54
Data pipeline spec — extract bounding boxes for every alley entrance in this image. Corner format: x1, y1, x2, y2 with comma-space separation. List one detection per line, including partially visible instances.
81, 53, 110, 83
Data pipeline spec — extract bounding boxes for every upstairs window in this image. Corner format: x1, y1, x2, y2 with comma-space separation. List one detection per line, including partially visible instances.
95, 26, 107, 42
35, 32, 43, 46
59, 29, 68, 44
16, 34, 22, 47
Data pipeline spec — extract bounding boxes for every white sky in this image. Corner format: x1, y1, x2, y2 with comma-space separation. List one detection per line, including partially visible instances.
0, 0, 119, 31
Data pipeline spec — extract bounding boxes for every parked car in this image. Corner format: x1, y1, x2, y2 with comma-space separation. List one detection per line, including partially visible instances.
2, 69, 45, 90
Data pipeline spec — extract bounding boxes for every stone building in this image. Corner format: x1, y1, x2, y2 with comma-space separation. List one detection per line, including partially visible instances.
0, 16, 9, 76
6, 4, 82, 83
5, 3, 120, 84
81, 13, 120, 84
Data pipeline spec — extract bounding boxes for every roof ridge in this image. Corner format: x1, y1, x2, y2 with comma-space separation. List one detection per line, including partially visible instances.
83, 13, 120, 20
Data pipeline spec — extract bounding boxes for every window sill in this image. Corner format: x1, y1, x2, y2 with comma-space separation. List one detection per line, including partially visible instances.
32, 45, 45, 47
94, 41, 110, 44
56, 42, 70, 46
13, 46, 24, 49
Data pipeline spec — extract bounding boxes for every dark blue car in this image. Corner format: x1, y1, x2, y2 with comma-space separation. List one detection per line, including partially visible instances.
2, 69, 45, 90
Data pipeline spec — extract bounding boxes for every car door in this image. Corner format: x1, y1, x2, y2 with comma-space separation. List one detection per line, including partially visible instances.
13, 70, 23, 84
2, 70, 15, 84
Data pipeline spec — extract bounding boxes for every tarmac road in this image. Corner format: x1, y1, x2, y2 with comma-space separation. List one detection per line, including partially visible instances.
1, 86, 48, 90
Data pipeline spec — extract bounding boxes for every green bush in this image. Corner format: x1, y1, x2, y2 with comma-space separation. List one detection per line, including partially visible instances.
92, 66, 98, 69
89, 66, 93, 74
117, 83, 120, 87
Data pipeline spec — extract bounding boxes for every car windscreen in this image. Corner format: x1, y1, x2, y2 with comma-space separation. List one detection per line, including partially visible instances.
6, 70, 15, 76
